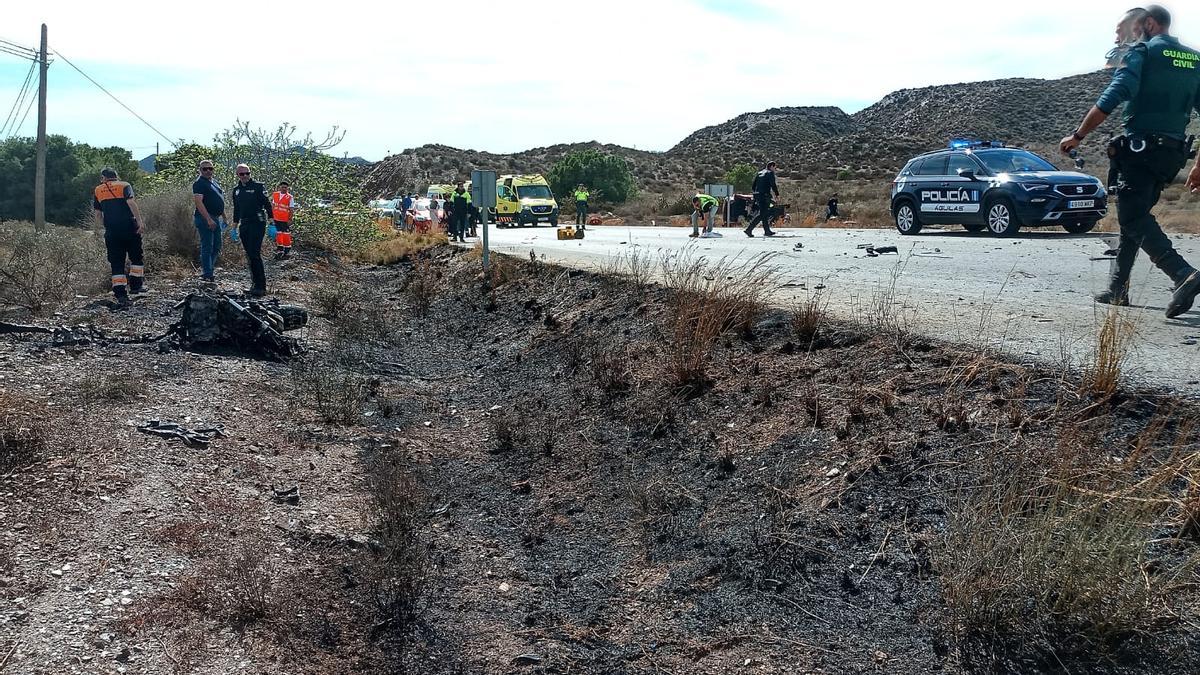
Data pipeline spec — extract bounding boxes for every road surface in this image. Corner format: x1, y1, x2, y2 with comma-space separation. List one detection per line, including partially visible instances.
482, 224, 1200, 396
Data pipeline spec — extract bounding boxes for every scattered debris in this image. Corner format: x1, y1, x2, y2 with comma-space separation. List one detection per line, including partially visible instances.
170, 291, 309, 360
512, 654, 544, 666
272, 485, 301, 505
135, 420, 225, 448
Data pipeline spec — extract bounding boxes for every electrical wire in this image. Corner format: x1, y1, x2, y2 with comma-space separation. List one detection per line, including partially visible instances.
1, 59, 36, 137
12, 83, 37, 137
51, 46, 176, 149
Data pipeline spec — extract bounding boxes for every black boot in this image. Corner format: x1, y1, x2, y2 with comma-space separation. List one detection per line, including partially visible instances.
112, 284, 131, 308
129, 275, 146, 295
1167, 268, 1200, 319
1094, 276, 1130, 306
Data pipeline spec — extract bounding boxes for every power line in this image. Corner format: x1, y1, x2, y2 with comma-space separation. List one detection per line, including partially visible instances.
0, 36, 39, 61
50, 46, 176, 149
12, 83, 37, 137
2, 59, 36, 137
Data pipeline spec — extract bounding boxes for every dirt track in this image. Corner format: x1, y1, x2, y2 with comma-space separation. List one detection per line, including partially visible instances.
485, 224, 1200, 396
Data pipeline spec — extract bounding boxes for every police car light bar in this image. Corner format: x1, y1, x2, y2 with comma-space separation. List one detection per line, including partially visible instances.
948, 138, 1006, 149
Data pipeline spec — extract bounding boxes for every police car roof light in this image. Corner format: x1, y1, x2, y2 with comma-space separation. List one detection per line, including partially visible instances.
948, 138, 1007, 150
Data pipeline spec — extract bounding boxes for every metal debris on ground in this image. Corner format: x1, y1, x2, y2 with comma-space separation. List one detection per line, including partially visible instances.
272, 485, 301, 505
863, 245, 899, 257
170, 291, 308, 360
136, 420, 225, 447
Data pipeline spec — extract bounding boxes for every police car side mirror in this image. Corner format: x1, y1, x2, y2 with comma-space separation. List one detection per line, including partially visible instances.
958, 169, 976, 180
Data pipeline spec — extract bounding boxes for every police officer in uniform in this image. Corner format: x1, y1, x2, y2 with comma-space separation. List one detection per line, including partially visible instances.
746, 161, 779, 237
1061, 4, 1200, 319
92, 168, 146, 305
574, 184, 590, 227
231, 163, 274, 296
451, 182, 471, 243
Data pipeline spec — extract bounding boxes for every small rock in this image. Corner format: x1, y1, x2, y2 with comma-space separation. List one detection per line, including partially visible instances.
115, 646, 131, 663
499, 582, 512, 593
512, 653, 543, 666
51, 569, 63, 577
826, 468, 841, 478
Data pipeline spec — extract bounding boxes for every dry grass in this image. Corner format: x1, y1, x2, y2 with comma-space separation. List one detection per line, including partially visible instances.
405, 257, 439, 316
367, 452, 430, 634
0, 392, 49, 470
360, 231, 447, 265
791, 287, 829, 346
311, 278, 397, 341
78, 372, 142, 403
288, 342, 372, 425
1082, 307, 1136, 399
0, 221, 107, 314
138, 190, 199, 264
660, 250, 780, 394
940, 436, 1200, 666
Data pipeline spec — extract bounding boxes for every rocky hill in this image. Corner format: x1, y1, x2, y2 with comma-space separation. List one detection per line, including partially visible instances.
365, 70, 1145, 196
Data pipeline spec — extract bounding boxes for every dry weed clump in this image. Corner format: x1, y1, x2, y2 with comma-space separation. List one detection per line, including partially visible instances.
405, 256, 439, 316
660, 250, 779, 394
367, 454, 430, 634
137, 190, 198, 263
78, 371, 142, 403
288, 343, 371, 425
361, 231, 447, 265
311, 278, 397, 340
590, 344, 634, 395
1082, 307, 1136, 399
791, 287, 828, 345
0, 221, 107, 314
940, 432, 1200, 667
0, 392, 49, 470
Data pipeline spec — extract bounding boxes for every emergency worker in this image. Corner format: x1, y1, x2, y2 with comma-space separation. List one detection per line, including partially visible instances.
231, 164, 274, 296
574, 184, 590, 227
92, 168, 145, 305
690, 193, 721, 238
746, 161, 778, 237
1061, 4, 1200, 319
270, 181, 297, 259
451, 182, 471, 243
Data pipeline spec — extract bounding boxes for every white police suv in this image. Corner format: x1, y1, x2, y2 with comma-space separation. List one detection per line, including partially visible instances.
889, 140, 1107, 236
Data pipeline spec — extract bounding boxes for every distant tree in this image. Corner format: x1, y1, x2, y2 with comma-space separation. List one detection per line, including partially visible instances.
724, 163, 757, 192
547, 150, 636, 204
0, 136, 140, 225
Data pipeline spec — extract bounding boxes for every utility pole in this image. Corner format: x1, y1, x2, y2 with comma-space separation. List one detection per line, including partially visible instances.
34, 23, 48, 231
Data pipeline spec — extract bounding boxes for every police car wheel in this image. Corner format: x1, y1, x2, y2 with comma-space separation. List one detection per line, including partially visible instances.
894, 201, 922, 235
985, 199, 1020, 236
1062, 220, 1097, 235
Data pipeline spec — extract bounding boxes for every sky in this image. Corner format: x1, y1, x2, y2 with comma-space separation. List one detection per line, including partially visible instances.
1, 0, 1194, 162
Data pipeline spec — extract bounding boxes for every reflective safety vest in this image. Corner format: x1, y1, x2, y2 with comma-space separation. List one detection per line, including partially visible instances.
271, 191, 294, 222
695, 193, 719, 211
574, 189, 589, 202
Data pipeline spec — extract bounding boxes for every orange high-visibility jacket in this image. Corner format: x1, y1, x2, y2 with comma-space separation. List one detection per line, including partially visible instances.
271, 191, 294, 222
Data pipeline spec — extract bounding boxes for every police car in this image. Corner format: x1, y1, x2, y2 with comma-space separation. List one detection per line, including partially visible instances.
890, 140, 1107, 236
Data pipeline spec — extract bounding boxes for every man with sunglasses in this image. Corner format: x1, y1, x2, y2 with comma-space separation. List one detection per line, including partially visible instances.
231, 164, 274, 297
192, 160, 226, 283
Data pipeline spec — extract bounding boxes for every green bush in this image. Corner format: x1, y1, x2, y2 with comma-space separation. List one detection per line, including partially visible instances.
547, 149, 637, 204
724, 163, 757, 192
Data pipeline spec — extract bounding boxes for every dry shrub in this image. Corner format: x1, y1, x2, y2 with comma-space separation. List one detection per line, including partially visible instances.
591, 344, 634, 395
405, 257, 439, 316
660, 250, 779, 393
367, 454, 430, 633
1082, 307, 1136, 399
78, 372, 141, 403
138, 190, 198, 263
289, 343, 371, 425
791, 287, 828, 345
0, 392, 49, 470
940, 436, 1200, 667
311, 278, 396, 341
0, 221, 107, 314
360, 231, 447, 266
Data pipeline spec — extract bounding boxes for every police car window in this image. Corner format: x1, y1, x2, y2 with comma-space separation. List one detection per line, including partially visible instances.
915, 155, 947, 176
977, 150, 1056, 174
947, 154, 982, 176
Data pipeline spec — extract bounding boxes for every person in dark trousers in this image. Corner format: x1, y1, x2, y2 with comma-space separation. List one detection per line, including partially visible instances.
451, 182, 471, 243
93, 168, 145, 306
1061, 4, 1200, 319
825, 194, 840, 220
746, 161, 779, 237
192, 160, 226, 283
574, 184, 590, 227
231, 163, 274, 296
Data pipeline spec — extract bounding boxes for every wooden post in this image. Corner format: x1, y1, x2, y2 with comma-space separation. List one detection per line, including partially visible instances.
34, 23, 48, 230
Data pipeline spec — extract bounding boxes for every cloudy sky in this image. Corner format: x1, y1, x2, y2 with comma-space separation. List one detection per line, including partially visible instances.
1, 0, 1193, 161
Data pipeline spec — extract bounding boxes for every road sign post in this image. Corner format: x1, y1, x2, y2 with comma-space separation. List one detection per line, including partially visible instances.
471, 170, 498, 270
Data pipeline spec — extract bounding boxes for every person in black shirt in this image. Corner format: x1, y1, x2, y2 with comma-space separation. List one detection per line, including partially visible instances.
746, 161, 779, 237
92, 168, 146, 304
451, 182, 471, 243
231, 163, 274, 296
825, 194, 839, 221
192, 160, 226, 283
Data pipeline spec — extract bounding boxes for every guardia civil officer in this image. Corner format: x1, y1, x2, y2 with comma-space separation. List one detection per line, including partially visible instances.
231, 163, 274, 296
1060, 4, 1200, 319
1107, 7, 1148, 69
574, 184, 590, 227
746, 161, 778, 237
93, 168, 146, 305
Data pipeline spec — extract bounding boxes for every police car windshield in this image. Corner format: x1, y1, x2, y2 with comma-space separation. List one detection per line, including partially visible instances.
976, 150, 1056, 174
516, 185, 553, 200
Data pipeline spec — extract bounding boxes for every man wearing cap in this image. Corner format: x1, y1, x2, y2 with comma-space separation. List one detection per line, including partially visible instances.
93, 168, 146, 305
231, 163, 274, 297
192, 160, 226, 283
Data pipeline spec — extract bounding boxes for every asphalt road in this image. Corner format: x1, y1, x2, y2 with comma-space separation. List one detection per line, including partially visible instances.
482, 224, 1200, 396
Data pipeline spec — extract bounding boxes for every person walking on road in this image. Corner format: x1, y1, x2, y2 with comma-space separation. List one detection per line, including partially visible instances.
451, 183, 471, 243
1061, 4, 1200, 319
690, 193, 722, 238
231, 164, 274, 297
574, 184, 590, 228
270, 181, 297, 259
192, 160, 226, 283
746, 161, 779, 237
93, 168, 146, 306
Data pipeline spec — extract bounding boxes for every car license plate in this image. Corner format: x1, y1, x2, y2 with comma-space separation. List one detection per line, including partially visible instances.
1068, 199, 1095, 209
538, 217, 550, 222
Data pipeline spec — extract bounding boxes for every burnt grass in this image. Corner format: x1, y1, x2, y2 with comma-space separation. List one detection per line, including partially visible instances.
353, 246, 1200, 674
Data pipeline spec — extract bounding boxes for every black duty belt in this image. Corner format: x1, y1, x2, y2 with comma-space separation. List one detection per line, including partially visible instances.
1126, 134, 1187, 152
